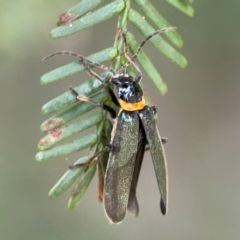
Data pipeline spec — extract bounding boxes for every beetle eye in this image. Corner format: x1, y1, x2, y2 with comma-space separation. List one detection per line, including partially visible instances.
111, 77, 122, 86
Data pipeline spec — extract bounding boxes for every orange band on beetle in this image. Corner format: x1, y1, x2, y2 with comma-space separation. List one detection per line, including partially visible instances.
119, 97, 146, 111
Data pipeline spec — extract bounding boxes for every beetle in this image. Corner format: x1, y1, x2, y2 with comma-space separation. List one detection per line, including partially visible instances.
43, 27, 176, 223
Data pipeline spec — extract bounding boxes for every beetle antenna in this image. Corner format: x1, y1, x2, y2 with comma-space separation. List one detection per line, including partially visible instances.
42, 51, 116, 75
77, 58, 107, 86
120, 32, 142, 77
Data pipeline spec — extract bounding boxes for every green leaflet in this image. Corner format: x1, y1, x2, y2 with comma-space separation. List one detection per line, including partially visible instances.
49, 156, 89, 199
41, 48, 117, 84
38, 112, 102, 151
104, 119, 113, 143
68, 164, 97, 209
166, 0, 194, 17
41, 92, 108, 131
133, 0, 183, 48
51, 0, 125, 38
35, 134, 97, 162
128, 8, 187, 68
41, 71, 111, 114
127, 32, 167, 95
67, 0, 106, 19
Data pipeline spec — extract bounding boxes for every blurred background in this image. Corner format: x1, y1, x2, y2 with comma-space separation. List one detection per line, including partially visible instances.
1, 0, 240, 239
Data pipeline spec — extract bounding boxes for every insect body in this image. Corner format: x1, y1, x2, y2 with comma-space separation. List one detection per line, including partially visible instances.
104, 74, 168, 223
43, 27, 175, 223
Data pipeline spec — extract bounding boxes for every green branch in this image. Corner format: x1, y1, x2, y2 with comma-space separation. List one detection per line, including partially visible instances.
37, 0, 194, 209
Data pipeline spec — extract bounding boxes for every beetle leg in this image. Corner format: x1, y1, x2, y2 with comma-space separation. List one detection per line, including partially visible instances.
68, 144, 112, 169
70, 87, 118, 119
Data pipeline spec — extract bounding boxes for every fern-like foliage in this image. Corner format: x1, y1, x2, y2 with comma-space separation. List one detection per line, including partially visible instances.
36, 0, 194, 209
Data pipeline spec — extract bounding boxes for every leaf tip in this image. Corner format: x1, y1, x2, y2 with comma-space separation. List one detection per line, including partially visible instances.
68, 198, 79, 210
48, 189, 58, 199
41, 118, 63, 132
40, 74, 48, 85
160, 84, 168, 95
181, 57, 188, 68
38, 137, 47, 151
35, 152, 44, 162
